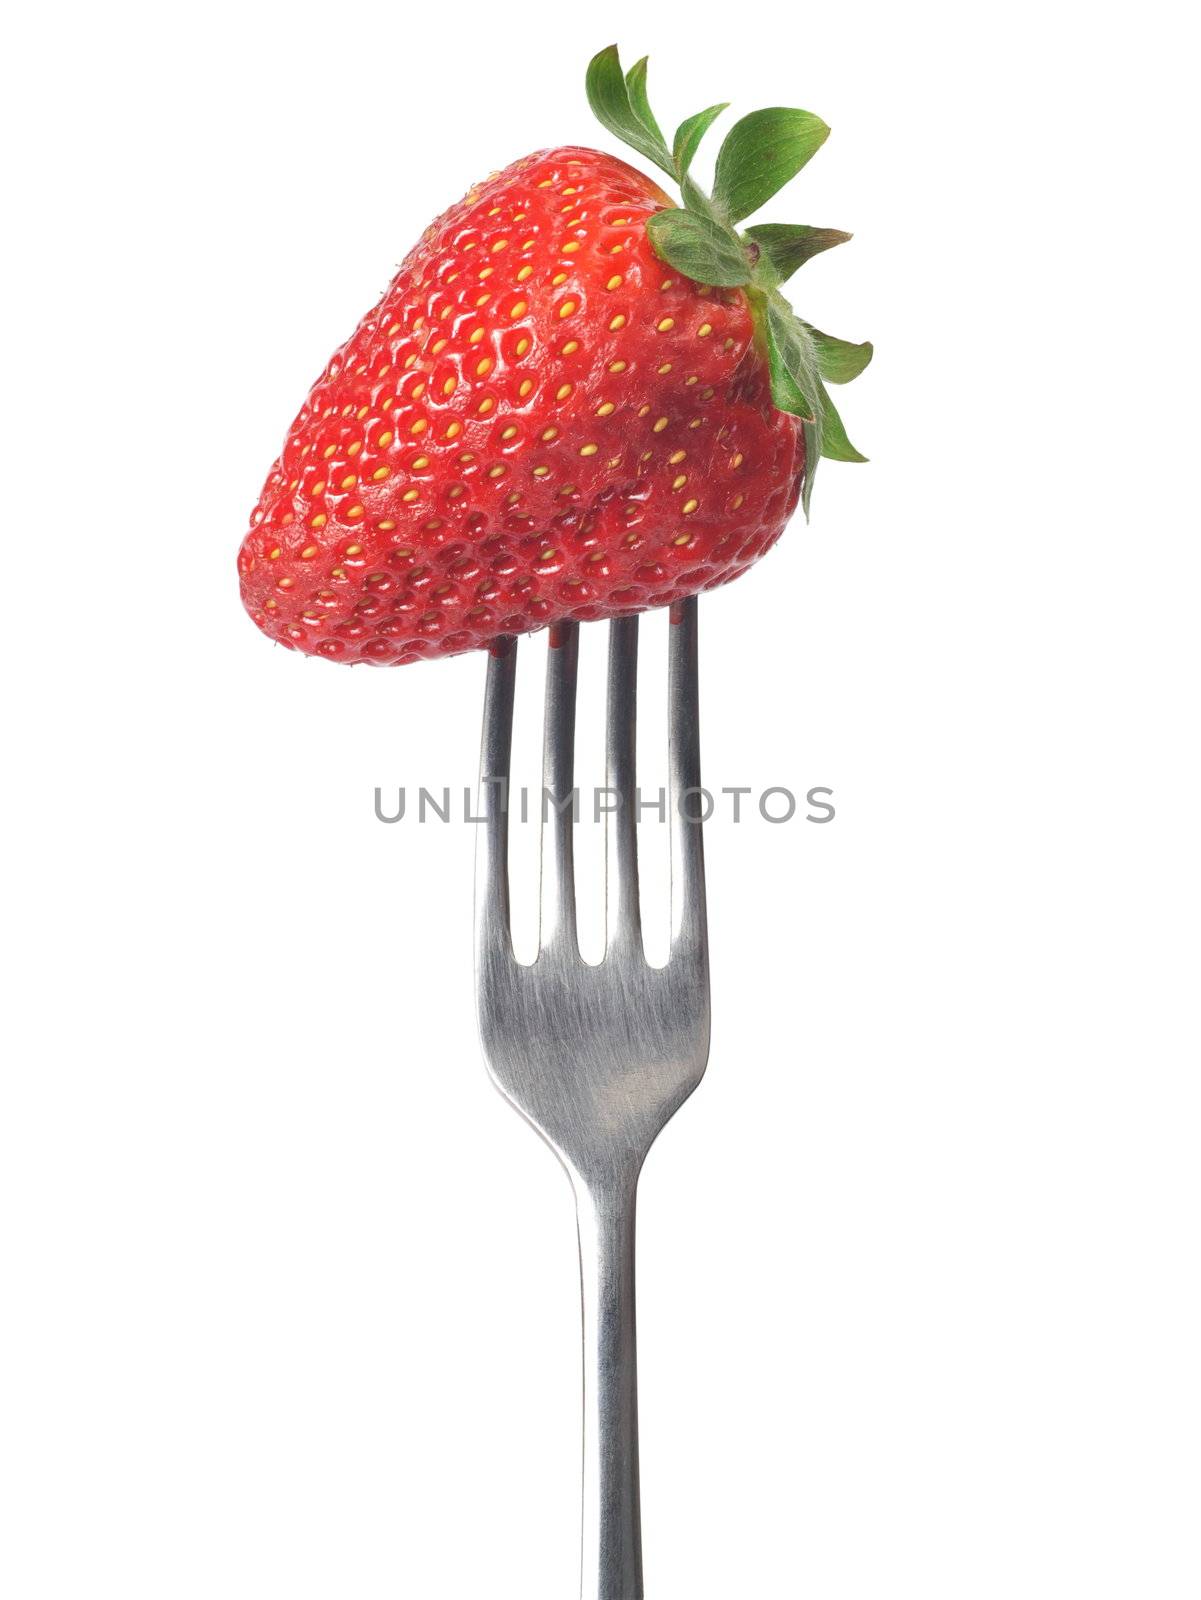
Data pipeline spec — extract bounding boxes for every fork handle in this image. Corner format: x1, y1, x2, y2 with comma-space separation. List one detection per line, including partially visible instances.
574, 1169, 643, 1600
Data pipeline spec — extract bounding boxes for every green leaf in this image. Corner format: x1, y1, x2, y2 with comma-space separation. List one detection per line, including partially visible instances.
758, 292, 872, 513
819, 385, 868, 461
672, 103, 729, 179
585, 45, 675, 179
744, 223, 851, 283
712, 108, 830, 224
800, 418, 821, 518
679, 172, 722, 223
625, 57, 666, 147
762, 293, 822, 423
646, 209, 751, 288
809, 327, 874, 383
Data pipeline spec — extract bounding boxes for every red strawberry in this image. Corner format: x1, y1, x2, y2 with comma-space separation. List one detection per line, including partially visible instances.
237, 47, 869, 666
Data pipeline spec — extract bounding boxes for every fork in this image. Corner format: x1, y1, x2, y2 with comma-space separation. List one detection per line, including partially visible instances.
475, 596, 711, 1600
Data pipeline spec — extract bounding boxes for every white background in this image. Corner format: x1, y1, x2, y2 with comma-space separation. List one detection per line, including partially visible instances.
2, 1, 1198, 1595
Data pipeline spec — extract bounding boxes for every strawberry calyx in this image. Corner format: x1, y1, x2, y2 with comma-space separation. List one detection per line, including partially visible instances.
586, 45, 870, 515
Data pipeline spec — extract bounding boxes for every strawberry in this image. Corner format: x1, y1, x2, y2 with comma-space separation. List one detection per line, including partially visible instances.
237, 47, 869, 665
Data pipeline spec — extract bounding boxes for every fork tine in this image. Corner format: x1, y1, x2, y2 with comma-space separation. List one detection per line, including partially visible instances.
475, 635, 517, 958
668, 596, 708, 953
540, 620, 579, 954
605, 616, 641, 953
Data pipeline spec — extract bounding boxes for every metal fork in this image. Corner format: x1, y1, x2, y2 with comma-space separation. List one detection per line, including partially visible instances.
475, 596, 711, 1600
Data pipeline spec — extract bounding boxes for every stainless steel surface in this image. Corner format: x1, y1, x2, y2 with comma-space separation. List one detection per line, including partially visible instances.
475, 599, 711, 1600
